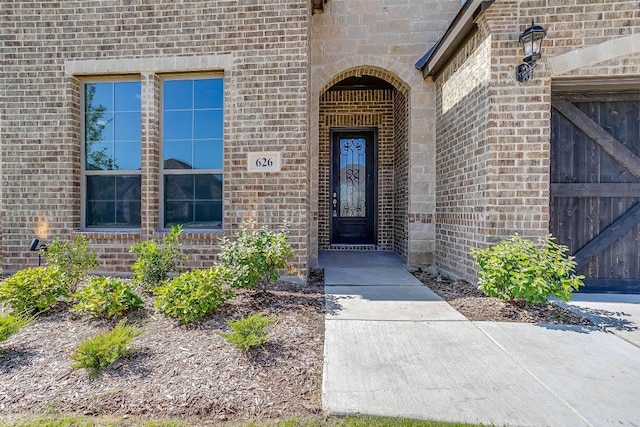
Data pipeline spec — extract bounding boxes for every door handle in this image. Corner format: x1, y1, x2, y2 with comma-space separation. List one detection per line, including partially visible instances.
332, 192, 337, 217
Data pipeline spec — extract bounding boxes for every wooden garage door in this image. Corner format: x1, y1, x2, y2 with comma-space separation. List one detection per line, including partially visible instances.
550, 93, 640, 293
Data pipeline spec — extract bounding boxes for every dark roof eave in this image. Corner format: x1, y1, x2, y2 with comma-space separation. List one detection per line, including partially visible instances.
416, 0, 494, 79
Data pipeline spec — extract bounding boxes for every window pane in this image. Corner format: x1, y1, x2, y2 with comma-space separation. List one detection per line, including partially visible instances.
86, 141, 114, 171
87, 201, 116, 227
164, 174, 222, 228
194, 78, 223, 109
115, 175, 142, 200
116, 200, 141, 226
87, 175, 115, 200
114, 142, 141, 170
114, 82, 141, 111
86, 83, 113, 112
195, 174, 222, 199
164, 80, 193, 110
114, 112, 141, 141
165, 175, 194, 201
165, 202, 193, 226
164, 111, 192, 140
86, 175, 141, 227
85, 112, 114, 144
164, 140, 193, 169
194, 110, 223, 139
195, 201, 222, 225
193, 140, 223, 170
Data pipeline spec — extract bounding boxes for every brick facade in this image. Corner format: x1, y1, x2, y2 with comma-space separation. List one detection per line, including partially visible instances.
434, 0, 640, 283
6, 0, 635, 282
0, 1, 310, 274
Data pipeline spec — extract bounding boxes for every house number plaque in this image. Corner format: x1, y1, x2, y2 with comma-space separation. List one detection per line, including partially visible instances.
247, 152, 281, 172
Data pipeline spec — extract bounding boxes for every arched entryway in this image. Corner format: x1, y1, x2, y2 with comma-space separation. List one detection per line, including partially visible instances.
317, 67, 410, 260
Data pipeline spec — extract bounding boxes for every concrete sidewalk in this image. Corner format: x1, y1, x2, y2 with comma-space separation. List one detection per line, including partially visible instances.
321, 251, 640, 427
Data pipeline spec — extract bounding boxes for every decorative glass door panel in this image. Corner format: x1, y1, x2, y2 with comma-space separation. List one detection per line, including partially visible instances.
331, 129, 376, 245
340, 138, 366, 218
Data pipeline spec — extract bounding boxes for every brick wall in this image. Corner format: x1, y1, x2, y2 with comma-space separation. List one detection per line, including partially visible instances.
435, 26, 492, 280
434, 0, 640, 283
393, 91, 409, 259
0, 1, 310, 273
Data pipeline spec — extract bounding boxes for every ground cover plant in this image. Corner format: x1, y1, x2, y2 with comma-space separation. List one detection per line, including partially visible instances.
70, 319, 142, 377
0, 314, 34, 344
221, 313, 276, 350
470, 234, 584, 304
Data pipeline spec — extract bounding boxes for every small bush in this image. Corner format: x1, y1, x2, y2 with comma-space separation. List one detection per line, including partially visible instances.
154, 266, 233, 324
0, 266, 69, 315
70, 319, 142, 376
219, 222, 295, 291
45, 235, 98, 291
470, 234, 584, 304
130, 225, 184, 291
72, 277, 143, 319
0, 314, 34, 343
221, 313, 276, 350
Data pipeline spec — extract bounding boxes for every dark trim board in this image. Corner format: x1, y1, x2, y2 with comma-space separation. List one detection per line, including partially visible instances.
551, 183, 640, 198
580, 278, 640, 294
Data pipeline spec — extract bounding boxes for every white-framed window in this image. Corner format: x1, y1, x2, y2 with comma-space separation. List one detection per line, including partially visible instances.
82, 79, 142, 228
161, 75, 224, 229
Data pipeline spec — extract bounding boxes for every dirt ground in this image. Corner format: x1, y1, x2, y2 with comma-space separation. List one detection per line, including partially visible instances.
411, 269, 593, 325
0, 276, 325, 424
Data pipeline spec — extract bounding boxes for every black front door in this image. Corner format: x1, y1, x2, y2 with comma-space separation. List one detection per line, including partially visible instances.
330, 129, 377, 245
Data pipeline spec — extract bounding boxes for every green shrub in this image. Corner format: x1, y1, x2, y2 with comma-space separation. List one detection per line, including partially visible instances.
130, 225, 184, 291
221, 313, 276, 350
154, 267, 233, 324
44, 235, 98, 291
72, 277, 143, 319
70, 319, 142, 376
470, 234, 584, 304
219, 222, 295, 291
0, 266, 69, 315
0, 314, 34, 343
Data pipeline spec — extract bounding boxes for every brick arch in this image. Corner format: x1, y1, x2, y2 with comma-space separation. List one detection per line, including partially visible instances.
316, 64, 411, 260
319, 65, 411, 96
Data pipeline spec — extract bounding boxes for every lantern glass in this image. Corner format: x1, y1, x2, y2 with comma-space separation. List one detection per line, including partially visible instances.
519, 20, 546, 63
521, 34, 534, 59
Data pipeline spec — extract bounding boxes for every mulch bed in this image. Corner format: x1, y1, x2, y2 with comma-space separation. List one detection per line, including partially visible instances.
1, 266, 595, 424
0, 278, 325, 423
411, 269, 594, 326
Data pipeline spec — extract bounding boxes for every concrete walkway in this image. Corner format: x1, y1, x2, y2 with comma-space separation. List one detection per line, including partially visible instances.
321, 251, 640, 427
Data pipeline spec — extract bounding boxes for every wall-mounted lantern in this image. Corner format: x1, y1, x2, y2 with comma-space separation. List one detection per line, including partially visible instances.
516, 20, 547, 82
